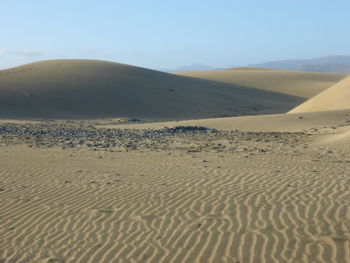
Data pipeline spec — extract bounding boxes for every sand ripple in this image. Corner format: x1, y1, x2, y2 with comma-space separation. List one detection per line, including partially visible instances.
0, 144, 349, 263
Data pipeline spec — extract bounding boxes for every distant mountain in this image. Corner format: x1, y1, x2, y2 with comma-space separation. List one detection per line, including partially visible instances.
249, 56, 350, 74
158, 64, 214, 73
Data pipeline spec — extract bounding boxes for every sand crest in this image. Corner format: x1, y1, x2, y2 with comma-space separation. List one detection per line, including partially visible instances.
290, 75, 350, 113
0, 60, 303, 120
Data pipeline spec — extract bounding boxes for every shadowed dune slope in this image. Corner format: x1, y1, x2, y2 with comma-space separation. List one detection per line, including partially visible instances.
176, 68, 343, 98
0, 60, 303, 120
290, 75, 350, 113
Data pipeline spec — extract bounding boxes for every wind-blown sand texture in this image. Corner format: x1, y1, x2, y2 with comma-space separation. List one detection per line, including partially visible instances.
1, 110, 350, 263
176, 68, 343, 98
0, 60, 304, 120
290, 75, 350, 113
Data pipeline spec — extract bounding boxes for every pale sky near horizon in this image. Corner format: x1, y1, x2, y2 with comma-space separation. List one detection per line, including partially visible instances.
1, 0, 349, 70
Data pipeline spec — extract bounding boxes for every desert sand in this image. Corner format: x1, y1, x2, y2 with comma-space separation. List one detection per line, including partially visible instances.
176, 68, 343, 98
0, 63, 350, 263
1, 109, 350, 263
290, 75, 350, 113
0, 60, 304, 120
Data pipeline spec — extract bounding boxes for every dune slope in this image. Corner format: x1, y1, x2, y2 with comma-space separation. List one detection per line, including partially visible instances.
0, 60, 303, 120
176, 68, 343, 98
289, 75, 350, 113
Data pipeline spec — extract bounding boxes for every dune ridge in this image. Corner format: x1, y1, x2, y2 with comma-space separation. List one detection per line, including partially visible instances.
0, 59, 304, 120
176, 68, 343, 98
289, 75, 350, 113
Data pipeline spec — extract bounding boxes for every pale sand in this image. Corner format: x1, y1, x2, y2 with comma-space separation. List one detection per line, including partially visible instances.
290, 75, 350, 113
99, 109, 350, 132
1, 111, 350, 263
176, 68, 343, 98
0, 60, 303, 120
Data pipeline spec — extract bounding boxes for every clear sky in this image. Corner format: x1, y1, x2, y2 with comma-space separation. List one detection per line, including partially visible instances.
1, 0, 349, 69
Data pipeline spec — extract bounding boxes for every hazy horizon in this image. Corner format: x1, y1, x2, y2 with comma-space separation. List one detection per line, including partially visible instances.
1, 0, 350, 70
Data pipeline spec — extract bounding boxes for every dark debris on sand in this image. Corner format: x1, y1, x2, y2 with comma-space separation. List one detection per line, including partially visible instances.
0, 123, 310, 152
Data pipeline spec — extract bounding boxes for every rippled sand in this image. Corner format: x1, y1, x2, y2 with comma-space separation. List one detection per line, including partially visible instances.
1, 112, 350, 263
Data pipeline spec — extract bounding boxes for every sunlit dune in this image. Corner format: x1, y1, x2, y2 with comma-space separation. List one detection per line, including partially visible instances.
176, 68, 343, 98
290, 75, 350, 113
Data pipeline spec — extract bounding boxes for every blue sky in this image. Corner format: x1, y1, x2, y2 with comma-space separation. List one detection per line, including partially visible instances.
1, 0, 349, 69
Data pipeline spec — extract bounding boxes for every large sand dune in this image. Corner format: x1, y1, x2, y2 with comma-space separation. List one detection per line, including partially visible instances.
1, 60, 350, 263
0, 60, 303, 120
290, 75, 350, 113
176, 68, 343, 98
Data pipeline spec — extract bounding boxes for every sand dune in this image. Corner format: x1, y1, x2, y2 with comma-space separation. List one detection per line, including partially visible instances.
290, 75, 350, 113
176, 68, 343, 98
0, 60, 304, 120
1, 60, 350, 263
1, 110, 350, 262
